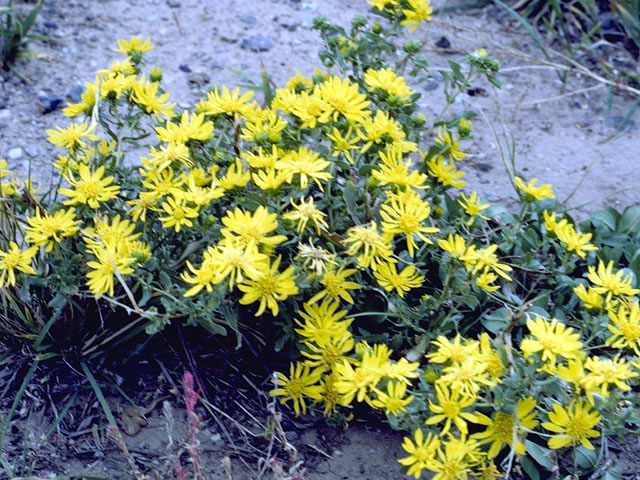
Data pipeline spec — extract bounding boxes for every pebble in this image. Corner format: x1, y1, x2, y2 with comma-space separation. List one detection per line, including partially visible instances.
26, 147, 40, 158
44, 21, 58, 29
37, 91, 65, 114
179, 64, 192, 73
435, 36, 451, 49
238, 14, 257, 26
240, 35, 273, 52
167, 0, 181, 7
188, 72, 210, 87
604, 115, 636, 133
8, 148, 23, 160
423, 81, 439, 92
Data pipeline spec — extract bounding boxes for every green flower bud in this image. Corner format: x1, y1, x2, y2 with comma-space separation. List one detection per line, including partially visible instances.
372, 22, 383, 34
403, 40, 422, 55
424, 369, 439, 383
412, 113, 427, 128
149, 66, 163, 83
351, 15, 367, 29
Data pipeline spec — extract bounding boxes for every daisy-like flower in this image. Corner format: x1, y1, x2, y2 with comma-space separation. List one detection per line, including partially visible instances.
85, 242, 136, 297
155, 111, 213, 144
401, 0, 433, 32
371, 381, 415, 415
115, 36, 153, 56
427, 334, 478, 364
221, 206, 286, 249
327, 126, 360, 164
364, 67, 413, 99
573, 284, 604, 311
344, 222, 394, 271
381, 188, 439, 257
131, 75, 176, 119
294, 298, 352, 345
359, 110, 406, 153
520, 317, 584, 368
427, 156, 466, 188
473, 397, 539, 458
0, 242, 38, 287
436, 128, 467, 162
295, 241, 337, 275
373, 262, 424, 297
583, 355, 638, 397
542, 401, 601, 450
159, 197, 199, 232
333, 354, 383, 405
606, 302, 640, 355
514, 176, 554, 201
462, 244, 512, 281
25, 208, 80, 252
238, 256, 298, 316
398, 429, 440, 479
198, 86, 255, 119
270, 362, 322, 416
438, 357, 495, 398
240, 108, 288, 144
301, 331, 355, 373
425, 384, 478, 435
283, 197, 328, 234
47, 122, 99, 152
438, 234, 467, 259
58, 165, 120, 209
317, 75, 371, 124
308, 266, 361, 304
371, 147, 428, 190
588, 260, 639, 302
458, 192, 490, 225
276, 147, 332, 191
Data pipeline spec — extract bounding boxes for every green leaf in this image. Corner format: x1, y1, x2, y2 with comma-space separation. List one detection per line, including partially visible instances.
521, 455, 540, 480
343, 180, 360, 221
524, 439, 554, 469
576, 446, 598, 468
481, 308, 510, 334
602, 465, 622, 480
617, 205, 640, 234
591, 208, 618, 232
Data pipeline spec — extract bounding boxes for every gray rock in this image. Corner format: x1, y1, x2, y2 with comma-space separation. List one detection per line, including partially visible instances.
179, 64, 192, 73
37, 92, 64, 114
604, 115, 635, 133
238, 14, 257, 26
0, 109, 10, 120
188, 72, 210, 87
240, 35, 273, 52
8, 148, 23, 160
167, 0, 181, 7
26, 147, 40, 158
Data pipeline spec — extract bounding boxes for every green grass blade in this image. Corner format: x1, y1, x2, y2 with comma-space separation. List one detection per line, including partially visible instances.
492, 0, 552, 61
0, 359, 38, 447
80, 362, 117, 426
44, 392, 78, 441
0, 456, 14, 478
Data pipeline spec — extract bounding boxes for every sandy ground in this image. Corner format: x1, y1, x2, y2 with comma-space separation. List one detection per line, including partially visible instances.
1, 0, 639, 478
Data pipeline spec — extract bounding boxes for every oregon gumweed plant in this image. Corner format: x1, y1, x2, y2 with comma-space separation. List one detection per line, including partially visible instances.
0, 0, 638, 478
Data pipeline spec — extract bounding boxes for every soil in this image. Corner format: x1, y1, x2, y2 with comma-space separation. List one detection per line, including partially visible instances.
1, 0, 639, 478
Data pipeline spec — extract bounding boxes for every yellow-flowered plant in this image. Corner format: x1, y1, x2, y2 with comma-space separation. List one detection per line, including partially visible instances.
0, 2, 638, 479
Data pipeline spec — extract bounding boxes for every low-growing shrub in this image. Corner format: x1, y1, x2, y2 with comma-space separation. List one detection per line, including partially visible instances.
0, 0, 638, 478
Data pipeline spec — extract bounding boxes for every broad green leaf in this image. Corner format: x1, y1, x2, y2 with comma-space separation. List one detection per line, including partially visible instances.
524, 439, 554, 470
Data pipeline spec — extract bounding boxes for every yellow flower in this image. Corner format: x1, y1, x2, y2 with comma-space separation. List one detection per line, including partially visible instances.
198, 86, 255, 119
607, 302, 640, 355
398, 429, 440, 479
47, 122, 99, 152
238, 256, 298, 316
317, 75, 371, 124
0, 242, 38, 287
588, 260, 639, 302
401, 0, 433, 32
295, 241, 337, 275
140, 167, 184, 201
270, 362, 323, 416
221, 206, 287, 249
514, 176, 554, 201
380, 189, 439, 257
131, 75, 176, 119
85, 242, 135, 298
58, 165, 120, 209
308, 266, 361, 305
427, 334, 478, 364
333, 354, 383, 405
473, 397, 539, 458
275, 147, 332, 191
436, 128, 467, 162
371, 381, 414, 415
317, 373, 342, 416
583, 355, 638, 397
438, 234, 467, 259
252, 168, 289, 191
458, 192, 490, 225
462, 244, 512, 281
364, 67, 413, 99
438, 357, 495, 398
216, 158, 251, 191
520, 317, 584, 368
301, 331, 354, 373
283, 197, 328, 234
476, 271, 500, 292
573, 284, 604, 311
542, 401, 600, 450
429, 436, 477, 480
425, 384, 478, 435
115, 36, 153, 55
359, 110, 406, 153
63, 81, 97, 117
374, 262, 424, 297
294, 298, 352, 345
25, 208, 80, 252
240, 108, 287, 144
427, 156, 466, 188
159, 197, 199, 232
371, 146, 428, 190
554, 221, 597, 258
155, 111, 213, 144
344, 222, 394, 271
327, 126, 360, 164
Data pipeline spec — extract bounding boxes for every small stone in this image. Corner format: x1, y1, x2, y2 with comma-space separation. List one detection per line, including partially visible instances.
604, 115, 635, 133
238, 14, 257, 26
423, 81, 439, 92
0, 109, 10, 120
44, 21, 58, 29
302, 1, 318, 11
435, 36, 451, 49
25, 147, 40, 158
167, 0, 181, 7
37, 93, 65, 114
188, 72, 210, 87
68, 84, 84, 103
210, 433, 221, 442
8, 148, 23, 160
467, 86, 488, 97
220, 34, 238, 44
240, 35, 273, 52
472, 162, 493, 173
179, 64, 192, 73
